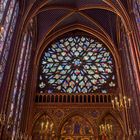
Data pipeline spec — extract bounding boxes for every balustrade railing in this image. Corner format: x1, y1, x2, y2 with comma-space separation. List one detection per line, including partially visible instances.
35, 93, 113, 104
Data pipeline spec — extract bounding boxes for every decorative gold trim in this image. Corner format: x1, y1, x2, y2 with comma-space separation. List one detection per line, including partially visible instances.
97, 110, 125, 134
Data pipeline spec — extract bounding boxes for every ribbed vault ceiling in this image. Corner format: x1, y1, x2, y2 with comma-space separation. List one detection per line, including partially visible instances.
24, 0, 129, 47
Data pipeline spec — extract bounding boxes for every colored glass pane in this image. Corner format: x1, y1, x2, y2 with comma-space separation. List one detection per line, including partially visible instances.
0, 1, 19, 86
9, 32, 27, 121
10, 28, 33, 138
38, 35, 116, 93
0, 0, 16, 56
0, 0, 9, 21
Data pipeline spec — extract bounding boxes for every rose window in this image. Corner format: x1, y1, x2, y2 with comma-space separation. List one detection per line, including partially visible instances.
38, 35, 116, 93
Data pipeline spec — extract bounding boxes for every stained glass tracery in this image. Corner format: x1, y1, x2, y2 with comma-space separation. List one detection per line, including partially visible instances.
7, 20, 34, 139
0, 0, 19, 86
0, 0, 9, 21
38, 35, 116, 94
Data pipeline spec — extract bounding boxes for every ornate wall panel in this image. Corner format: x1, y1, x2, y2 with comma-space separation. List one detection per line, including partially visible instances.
32, 106, 123, 140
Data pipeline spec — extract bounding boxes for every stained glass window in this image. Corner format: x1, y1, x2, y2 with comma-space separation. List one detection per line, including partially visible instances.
38, 35, 116, 94
0, 0, 19, 86
0, 0, 17, 56
7, 20, 34, 138
0, 0, 9, 21
10, 29, 32, 136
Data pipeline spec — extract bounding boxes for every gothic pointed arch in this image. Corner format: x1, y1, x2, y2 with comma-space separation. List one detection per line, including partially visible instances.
37, 30, 118, 94
32, 114, 55, 140
98, 112, 124, 140
60, 115, 95, 139
1, 1, 139, 140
